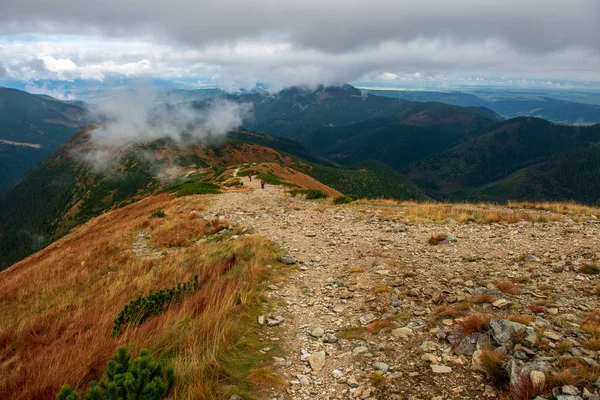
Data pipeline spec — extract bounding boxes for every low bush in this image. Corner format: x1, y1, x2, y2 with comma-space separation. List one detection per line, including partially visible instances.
150, 209, 166, 218
333, 194, 359, 205
112, 275, 199, 336
428, 233, 448, 245
56, 347, 174, 400
580, 264, 600, 275
289, 189, 328, 199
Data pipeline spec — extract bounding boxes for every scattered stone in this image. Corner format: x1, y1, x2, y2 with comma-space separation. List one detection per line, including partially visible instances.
373, 362, 390, 373
431, 364, 452, 373
267, 316, 285, 326
278, 255, 297, 265
562, 386, 580, 396
391, 327, 413, 338
307, 351, 326, 373
359, 313, 377, 325
492, 298, 512, 309
257, 315, 265, 325
310, 327, 325, 338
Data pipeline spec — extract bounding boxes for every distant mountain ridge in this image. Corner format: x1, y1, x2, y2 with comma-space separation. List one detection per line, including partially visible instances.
0, 88, 88, 190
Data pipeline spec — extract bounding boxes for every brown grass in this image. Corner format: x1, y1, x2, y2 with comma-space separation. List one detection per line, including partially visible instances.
367, 320, 398, 334
583, 338, 600, 351
337, 326, 368, 340
507, 201, 600, 217
495, 281, 522, 295
0, 194, 281, 400
510, 371, 549, 400
371, 285, 392, 294
428, 233, 448, 245
456, 314, 490, 337
507, 315, 534, 325
549, 368, 579, 386
435, 302, 471, 319
471, 293, 497, 304
580, 264, 600, 275
582, 322, 600, 337
479, 348, 510, 386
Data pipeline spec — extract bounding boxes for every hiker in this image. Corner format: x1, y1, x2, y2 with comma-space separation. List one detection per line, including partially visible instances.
248, 173, 252, 182
260, 179, 265, 189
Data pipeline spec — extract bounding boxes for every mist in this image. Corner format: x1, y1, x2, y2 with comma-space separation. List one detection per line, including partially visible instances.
77, 88, 252, 171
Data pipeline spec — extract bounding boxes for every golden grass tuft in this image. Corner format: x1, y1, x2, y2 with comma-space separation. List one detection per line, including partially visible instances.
456, 314, 490, 337
494, 281, 522, 295
337, 326, 368, 340
428, 233, 448, 245
507, 315, 534, 325
479, 348, 510, 386
435, 302, 471, 319
367, 320, 398, 334
580, 264, 600, 275
471, 293, 497, 304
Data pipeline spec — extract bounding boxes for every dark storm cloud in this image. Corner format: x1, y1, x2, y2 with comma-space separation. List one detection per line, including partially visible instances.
0, 0, 599, 88
1, 0, 598, 53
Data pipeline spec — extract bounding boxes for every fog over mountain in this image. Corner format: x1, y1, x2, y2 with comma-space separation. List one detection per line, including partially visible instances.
1, 0, 599, 92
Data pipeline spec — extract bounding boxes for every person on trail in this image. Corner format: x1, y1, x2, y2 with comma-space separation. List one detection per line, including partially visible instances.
249, 173, 252, 182
260, 179, 265, 189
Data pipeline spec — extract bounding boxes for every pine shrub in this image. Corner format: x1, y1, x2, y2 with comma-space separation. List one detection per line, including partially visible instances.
112, 274, 199, 336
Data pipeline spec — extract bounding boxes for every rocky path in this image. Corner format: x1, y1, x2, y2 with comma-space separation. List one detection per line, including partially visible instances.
212, 180, 600, 400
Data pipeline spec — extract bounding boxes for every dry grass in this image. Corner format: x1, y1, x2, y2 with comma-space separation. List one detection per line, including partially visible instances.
471, 293, 497, 304
456, 314, 490, 337
353, 200, 566, 224
580, 264, 600, 275
510, 371, 549, 400
435, 302, 471, 319
555, 341, 573, 354
507, 315, 534, 325
583, 338, 600, 351
367, 320, 398, 334
479, 348, 510, 386
428, 233, 448, 245
371, 285, 392, 294
0, 194, 282, 400
549, 368, 580, 386
348, 267, 365, 273
337, 326, 368, 340
494, 281, 522, 295
507, 201, 600, 217
581, 322, 600, 337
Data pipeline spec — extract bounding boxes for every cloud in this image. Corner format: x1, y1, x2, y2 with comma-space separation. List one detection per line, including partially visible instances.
0, 1, 599, 89
0, 63, 6, 77
77, 88, 252, 170
24, 82, 75, 100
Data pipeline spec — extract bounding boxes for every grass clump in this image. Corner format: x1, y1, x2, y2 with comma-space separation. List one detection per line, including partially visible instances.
471, 293, 497, 304
580, 264, 600, 275
175, 181, 221, 197
367, 320, 397, 334
257, 173, 285, 185
508, 315, 534, 325
495, 281, 522, 295
333, 194, 359, 205
428, 233, 448, 245
456, 314, 490, 337
289, 189, 328, 199
435, 302, 471, 319
337, 326, 368, 340
479, 348, 510, 386
150, 209, 166, 218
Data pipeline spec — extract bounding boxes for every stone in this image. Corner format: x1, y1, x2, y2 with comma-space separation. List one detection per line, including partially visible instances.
374, 362, 390, 373
323, 333, 339, 343
543, 331, 561, 341
562, 386, 580, 396
229, 395, 243, 400
258, 315, 265, 325
492, 298, 512, 309
489, 319, 527, 345
391, 327, 413, 338
267, 316, 285, 326
347, 375, 359, 388
394, 223, 407, 233
431, 364, 452, 373
359, 313, 377, 325
297, 374, 310, 386
311, 327, 325, 338
353, 346, 369, 356
332, 369, 345, 380
278, 255, 297, 265
307, 351, 326, 373
530, 370, 546, 390
457, 332, 479, 356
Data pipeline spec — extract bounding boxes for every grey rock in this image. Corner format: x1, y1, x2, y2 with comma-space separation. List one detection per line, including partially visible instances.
489, 319, 527, 345
430, 364, 452, 373
278, 255, 297, 265
394, 223, 407, 233
562, 386, 581, 396
456, 332, 479, 356
373, 362, 390, 373
310, 327, 325, 338
322, 333, 339, 343
229, 396, 243, 400
359, 313, 377, 325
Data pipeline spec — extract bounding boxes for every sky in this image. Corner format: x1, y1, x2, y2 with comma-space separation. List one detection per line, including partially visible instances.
1, 0, 600, 98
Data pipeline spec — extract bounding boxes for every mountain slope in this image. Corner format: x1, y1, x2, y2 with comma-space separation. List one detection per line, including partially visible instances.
0, 128, 426, 270
0, 88, 88, 190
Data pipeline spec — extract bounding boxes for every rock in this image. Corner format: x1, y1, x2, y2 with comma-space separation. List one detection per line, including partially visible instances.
322, 333, 339, 343
543, 331, 561, 341
431, 364, 452, 373
332, 369, 345, 380
267, 316, 285, 326
258, 315, 265, 325
229, 395, 243, 400
297, 374, 310, 386
492, 298, 512, 309
594, 377, 600, 388
340, 289, 354, 299
352, 346, 369, 356
422, 353, 440, 363
562, 386, 580, 396
391, 327, 413, 338
374, 362, 390, 373
457, 332, 479, 356
310, 327, 325, 338
418, 341, 440, 352
307, 351, 326, 373
359, 313, 377, 325
530, 370, 546, 390
394, 223, 407, 233
278, 255, 297, 265
489, 319, 527, 345
347, 375, 359, 388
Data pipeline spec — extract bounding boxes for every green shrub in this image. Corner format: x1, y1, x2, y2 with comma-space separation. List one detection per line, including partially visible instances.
112, 275, 199, 336
333, 194, 359, 204
257, 173, 285, 185
289, 189, 328, 199
150, 209, 166, 218
57, 347, 174, 400
175, 182, 221, 197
